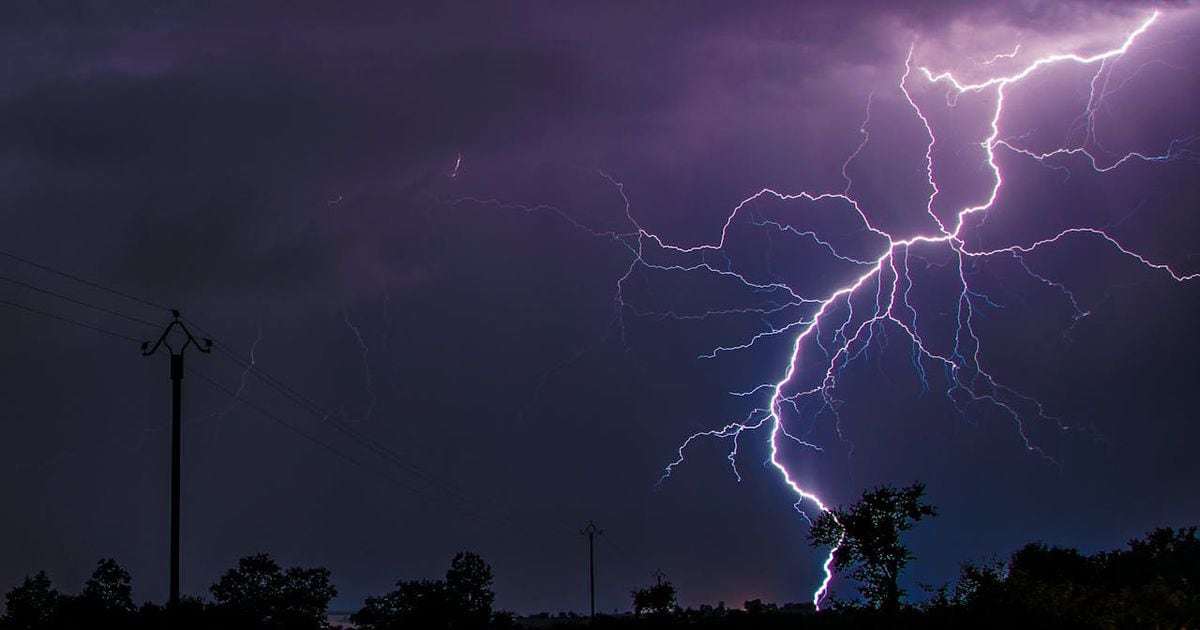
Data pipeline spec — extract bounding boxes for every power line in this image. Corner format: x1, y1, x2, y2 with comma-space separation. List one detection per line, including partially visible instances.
602, 529, 646, 576
186, 318, 541, 529
0, 285, 524, 529
0, 298, 142, 342
0, 251, 452, 500
0, 286, 510, 528
196, 324, 583, 537
226, 347, 525, 527
0, 260, 580, 536
188, 369, 413, 485
188, 366, 511, 527
0, 273, 160, 328
0, 247, 171, 312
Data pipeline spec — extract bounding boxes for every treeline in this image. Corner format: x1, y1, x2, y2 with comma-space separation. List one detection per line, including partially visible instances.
921, 525, 1200, 628
576, 525, 1198, 629
3, 523, 1197, 628
0, 551, 508, 630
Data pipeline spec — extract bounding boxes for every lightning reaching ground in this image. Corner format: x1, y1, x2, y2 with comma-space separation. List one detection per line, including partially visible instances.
628, 10, 1200, 606
8, 1, 1200, 617
430, 9, 1196, 607
441, 8, 1198, 607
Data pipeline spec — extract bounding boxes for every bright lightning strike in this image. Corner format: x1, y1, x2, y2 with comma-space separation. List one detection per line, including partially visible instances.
447, 9, 1196, 609
981, 44, 1021, 65
633, 10, 1195, 607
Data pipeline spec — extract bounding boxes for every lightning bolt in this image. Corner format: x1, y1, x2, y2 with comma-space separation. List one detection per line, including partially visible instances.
636, 10, 1195, 607
445, 9, 1196, 608
342, 309, 377, 422
981, 44, 1021, 65
212, 322, 262, 433
225, 324, 263, 408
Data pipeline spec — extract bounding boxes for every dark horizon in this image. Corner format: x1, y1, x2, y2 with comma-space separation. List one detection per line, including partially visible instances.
1, 0, 1198, 616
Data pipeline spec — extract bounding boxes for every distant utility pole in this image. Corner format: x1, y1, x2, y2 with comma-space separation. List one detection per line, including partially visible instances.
654, 568, 666, 586
580, 521, 603, 619
141, 310, 210, 607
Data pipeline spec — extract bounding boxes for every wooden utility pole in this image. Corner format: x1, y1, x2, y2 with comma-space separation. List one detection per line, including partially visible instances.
581, 521, 603, 619
142, 310, 210, 607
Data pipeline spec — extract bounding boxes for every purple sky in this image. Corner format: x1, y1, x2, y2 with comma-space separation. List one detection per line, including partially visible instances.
1, 0, 1198, 614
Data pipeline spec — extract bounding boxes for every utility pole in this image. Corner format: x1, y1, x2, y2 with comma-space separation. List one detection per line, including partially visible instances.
654, 568, 666, 586
141, 310, 210, 607
580, 521, 602, 619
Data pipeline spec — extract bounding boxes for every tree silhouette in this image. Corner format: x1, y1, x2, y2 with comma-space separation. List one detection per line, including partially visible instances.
446, 552, 494, 628
80, 558, 134, 615
1088, 526, 1200, 627
209, 553, 335, 629
947, 527, 1200, 627
631, 581, 677, 616
2, 525, 1196, 628
1, 572, 60, 629
742, 598, 778, 615
353, 579, 450, 630
809, 481, 937, 611
48, 558, 140, 627
352, 551, 496, 630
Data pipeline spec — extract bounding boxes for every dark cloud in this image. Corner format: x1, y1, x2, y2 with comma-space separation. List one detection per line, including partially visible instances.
0, 0, 1196, 615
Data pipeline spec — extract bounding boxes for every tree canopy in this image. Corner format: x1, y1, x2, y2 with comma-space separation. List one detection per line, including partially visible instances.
3, 513, 1198, 628
209, 553, 336, 629
351, 551, 496, 630
631, 581, 677, 616
809, 481, 938, 610
939, 526, 1200, 628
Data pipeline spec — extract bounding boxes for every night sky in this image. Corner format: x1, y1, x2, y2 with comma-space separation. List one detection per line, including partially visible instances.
2, 0, 1199, 616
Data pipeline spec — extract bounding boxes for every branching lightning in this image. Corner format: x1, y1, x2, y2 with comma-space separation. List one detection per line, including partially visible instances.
448, 9, 1197, 608
638, 11, 1198, 606
981, 44, 1021, 66
214, 322, 263, 431
342, 309, 377, 422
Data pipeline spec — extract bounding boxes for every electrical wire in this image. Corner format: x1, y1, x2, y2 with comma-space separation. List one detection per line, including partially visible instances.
0, 247, 171, 313
188, 318, 580, 536
0, 250, 580, 535
187, 366, 504, 525
0, 298, 143, 342
0, 273, 160, 328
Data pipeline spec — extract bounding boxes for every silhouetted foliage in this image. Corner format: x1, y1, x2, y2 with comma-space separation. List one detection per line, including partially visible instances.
487, 610, 518, 630
59, 558, 139, 627
741, 598, 777, 616
0, 555, 339, 630
631, 581, 677, 616
447, 551, 495, 628
1, 572, 60, 630
208, 553, 336, 629
939, 526, 1200, 628
354, 579, 449, 629
134, 596, 210, 630
808, 482, 937, 611
80, 558, 135, 615
4, 521, 1199, 629
1107, 524, 1200, 621
352, 551, 495, 630
947, 556, 1005, 608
